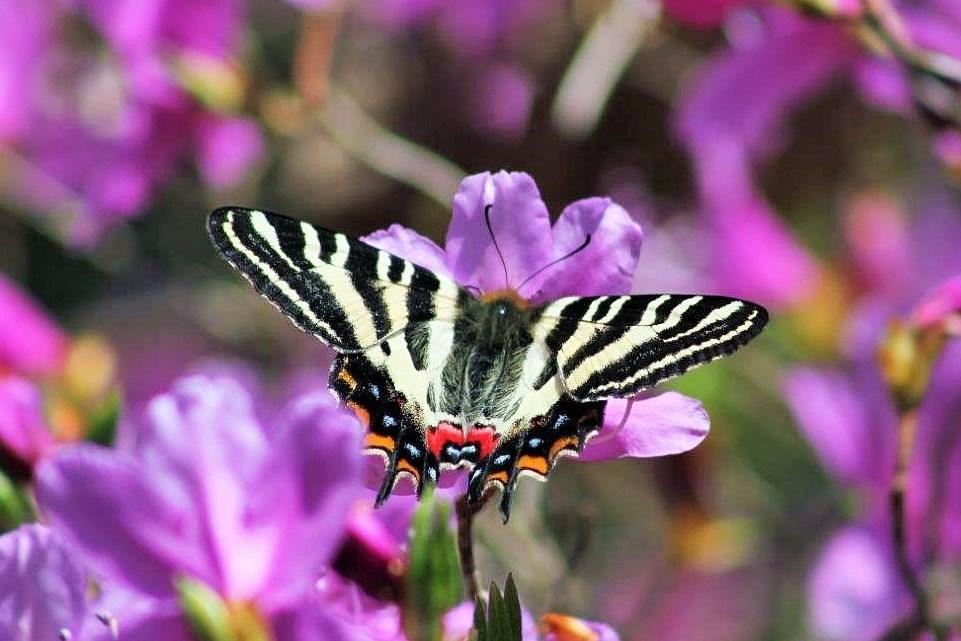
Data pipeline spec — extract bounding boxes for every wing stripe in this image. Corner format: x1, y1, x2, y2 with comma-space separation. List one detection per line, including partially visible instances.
208, 208, 465, 353
579, 306, 764, 397
534, 294, 768, 401
571, 302, 764, 398
220, 211, 351, 345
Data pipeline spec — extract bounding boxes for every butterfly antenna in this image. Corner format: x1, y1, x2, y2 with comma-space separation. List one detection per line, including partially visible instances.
516, 233, 592, 294
484, 203, 511, 288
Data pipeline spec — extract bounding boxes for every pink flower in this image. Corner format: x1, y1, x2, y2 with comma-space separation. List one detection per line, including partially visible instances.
0, 378, 56, 480
0, 275, 67, 377
35, 374, 366, 639
912, 274, 961, 329
363, 171, 711, 467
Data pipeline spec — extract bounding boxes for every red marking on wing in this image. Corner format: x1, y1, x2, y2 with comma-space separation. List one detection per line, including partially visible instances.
427, 422, 500, 460
467, 425, 498, 460
427, 422, 464, 458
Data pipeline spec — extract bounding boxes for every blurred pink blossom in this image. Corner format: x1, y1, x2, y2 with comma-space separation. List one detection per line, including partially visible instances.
0, 275, 68, 377
0, 378, 56, 480
0, 0, 263, 245
674, 2, 961, 307
912, 274, 961, 329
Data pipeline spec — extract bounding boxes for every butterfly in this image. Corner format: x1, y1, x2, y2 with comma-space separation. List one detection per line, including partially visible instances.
207, 206, 768, 520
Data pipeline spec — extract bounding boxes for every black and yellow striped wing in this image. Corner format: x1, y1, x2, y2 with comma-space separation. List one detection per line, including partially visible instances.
534, 294, 768, 401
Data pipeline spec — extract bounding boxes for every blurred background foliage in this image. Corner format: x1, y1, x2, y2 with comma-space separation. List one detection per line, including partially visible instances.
2, 0, 961, 639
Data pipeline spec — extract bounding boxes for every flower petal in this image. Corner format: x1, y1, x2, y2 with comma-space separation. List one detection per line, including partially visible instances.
911, 273, 961, 329
581, 392, 709, 460
697, 150, 817, 306
535, 197, 643, 301
675, 12, 853, 162
254, 393, 363, 607
807, 526, 909, 641
196, 116, 264, 188
81, 586, 192, 641
362, 224, 453, 277
445, 171, 554, 292
0, 524, 88, 641
0, 275, 68, 376
272, 601, 357, 641
542, 614, 621, 641
782, 367, 895, 489
132, 376, 270, 598
674, 12, 848, 306
0, 377, 55, 470
35, 445, 211, 598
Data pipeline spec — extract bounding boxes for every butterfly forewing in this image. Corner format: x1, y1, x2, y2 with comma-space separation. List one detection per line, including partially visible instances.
207, 207, 463, 351
534, 294, 768, 401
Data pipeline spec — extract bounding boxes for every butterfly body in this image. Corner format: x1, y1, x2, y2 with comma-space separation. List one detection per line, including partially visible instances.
208, 207, 768, 520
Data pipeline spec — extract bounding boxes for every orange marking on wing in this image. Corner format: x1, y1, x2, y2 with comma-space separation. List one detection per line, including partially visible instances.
396, 459, 421, 480
346, 401, 370, 427
487, 471, 510, 485
364, 433, 395, 452
518, 455, 549, 476
478, 288, 530, 309
549, 436, 579, 460
337, 369, 357, 391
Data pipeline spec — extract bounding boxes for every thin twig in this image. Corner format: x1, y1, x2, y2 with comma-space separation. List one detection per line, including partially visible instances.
319, 88, 466, 208
889, 410, 928, 617
551, 0, 661, 138
288, 13, 466, 208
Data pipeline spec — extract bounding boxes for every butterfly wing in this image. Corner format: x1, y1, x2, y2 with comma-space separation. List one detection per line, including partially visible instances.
467, 293, 767, 520
208, 207, 465, 500
207, 207, 465, 351
534, 294, 768, 401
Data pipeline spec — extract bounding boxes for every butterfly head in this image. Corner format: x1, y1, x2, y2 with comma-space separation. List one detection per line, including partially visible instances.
479, 288, 531, 310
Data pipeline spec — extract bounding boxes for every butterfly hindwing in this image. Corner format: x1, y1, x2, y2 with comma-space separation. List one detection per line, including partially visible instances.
331, 348, 441, 503
535, 294, 768, 401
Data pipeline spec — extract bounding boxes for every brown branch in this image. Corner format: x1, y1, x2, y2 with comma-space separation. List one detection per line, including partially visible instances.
456, 491, 493, 602
876, 323, 953, 641
293, 10, 343, 109
889, 409, 928, 617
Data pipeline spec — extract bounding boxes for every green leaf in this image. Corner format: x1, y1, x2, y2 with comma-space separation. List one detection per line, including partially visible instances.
473, 576, 524, 641
403, 489, 463, 641
86, 389, 121, 446
175, 576, 233, 641
503, 574, 522, 641
473, 597, 488, 641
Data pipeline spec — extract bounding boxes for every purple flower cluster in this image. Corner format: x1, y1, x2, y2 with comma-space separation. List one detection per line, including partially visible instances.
0, 0, 263, 244
672, 0, 961, 308
782, 195, 961, 638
